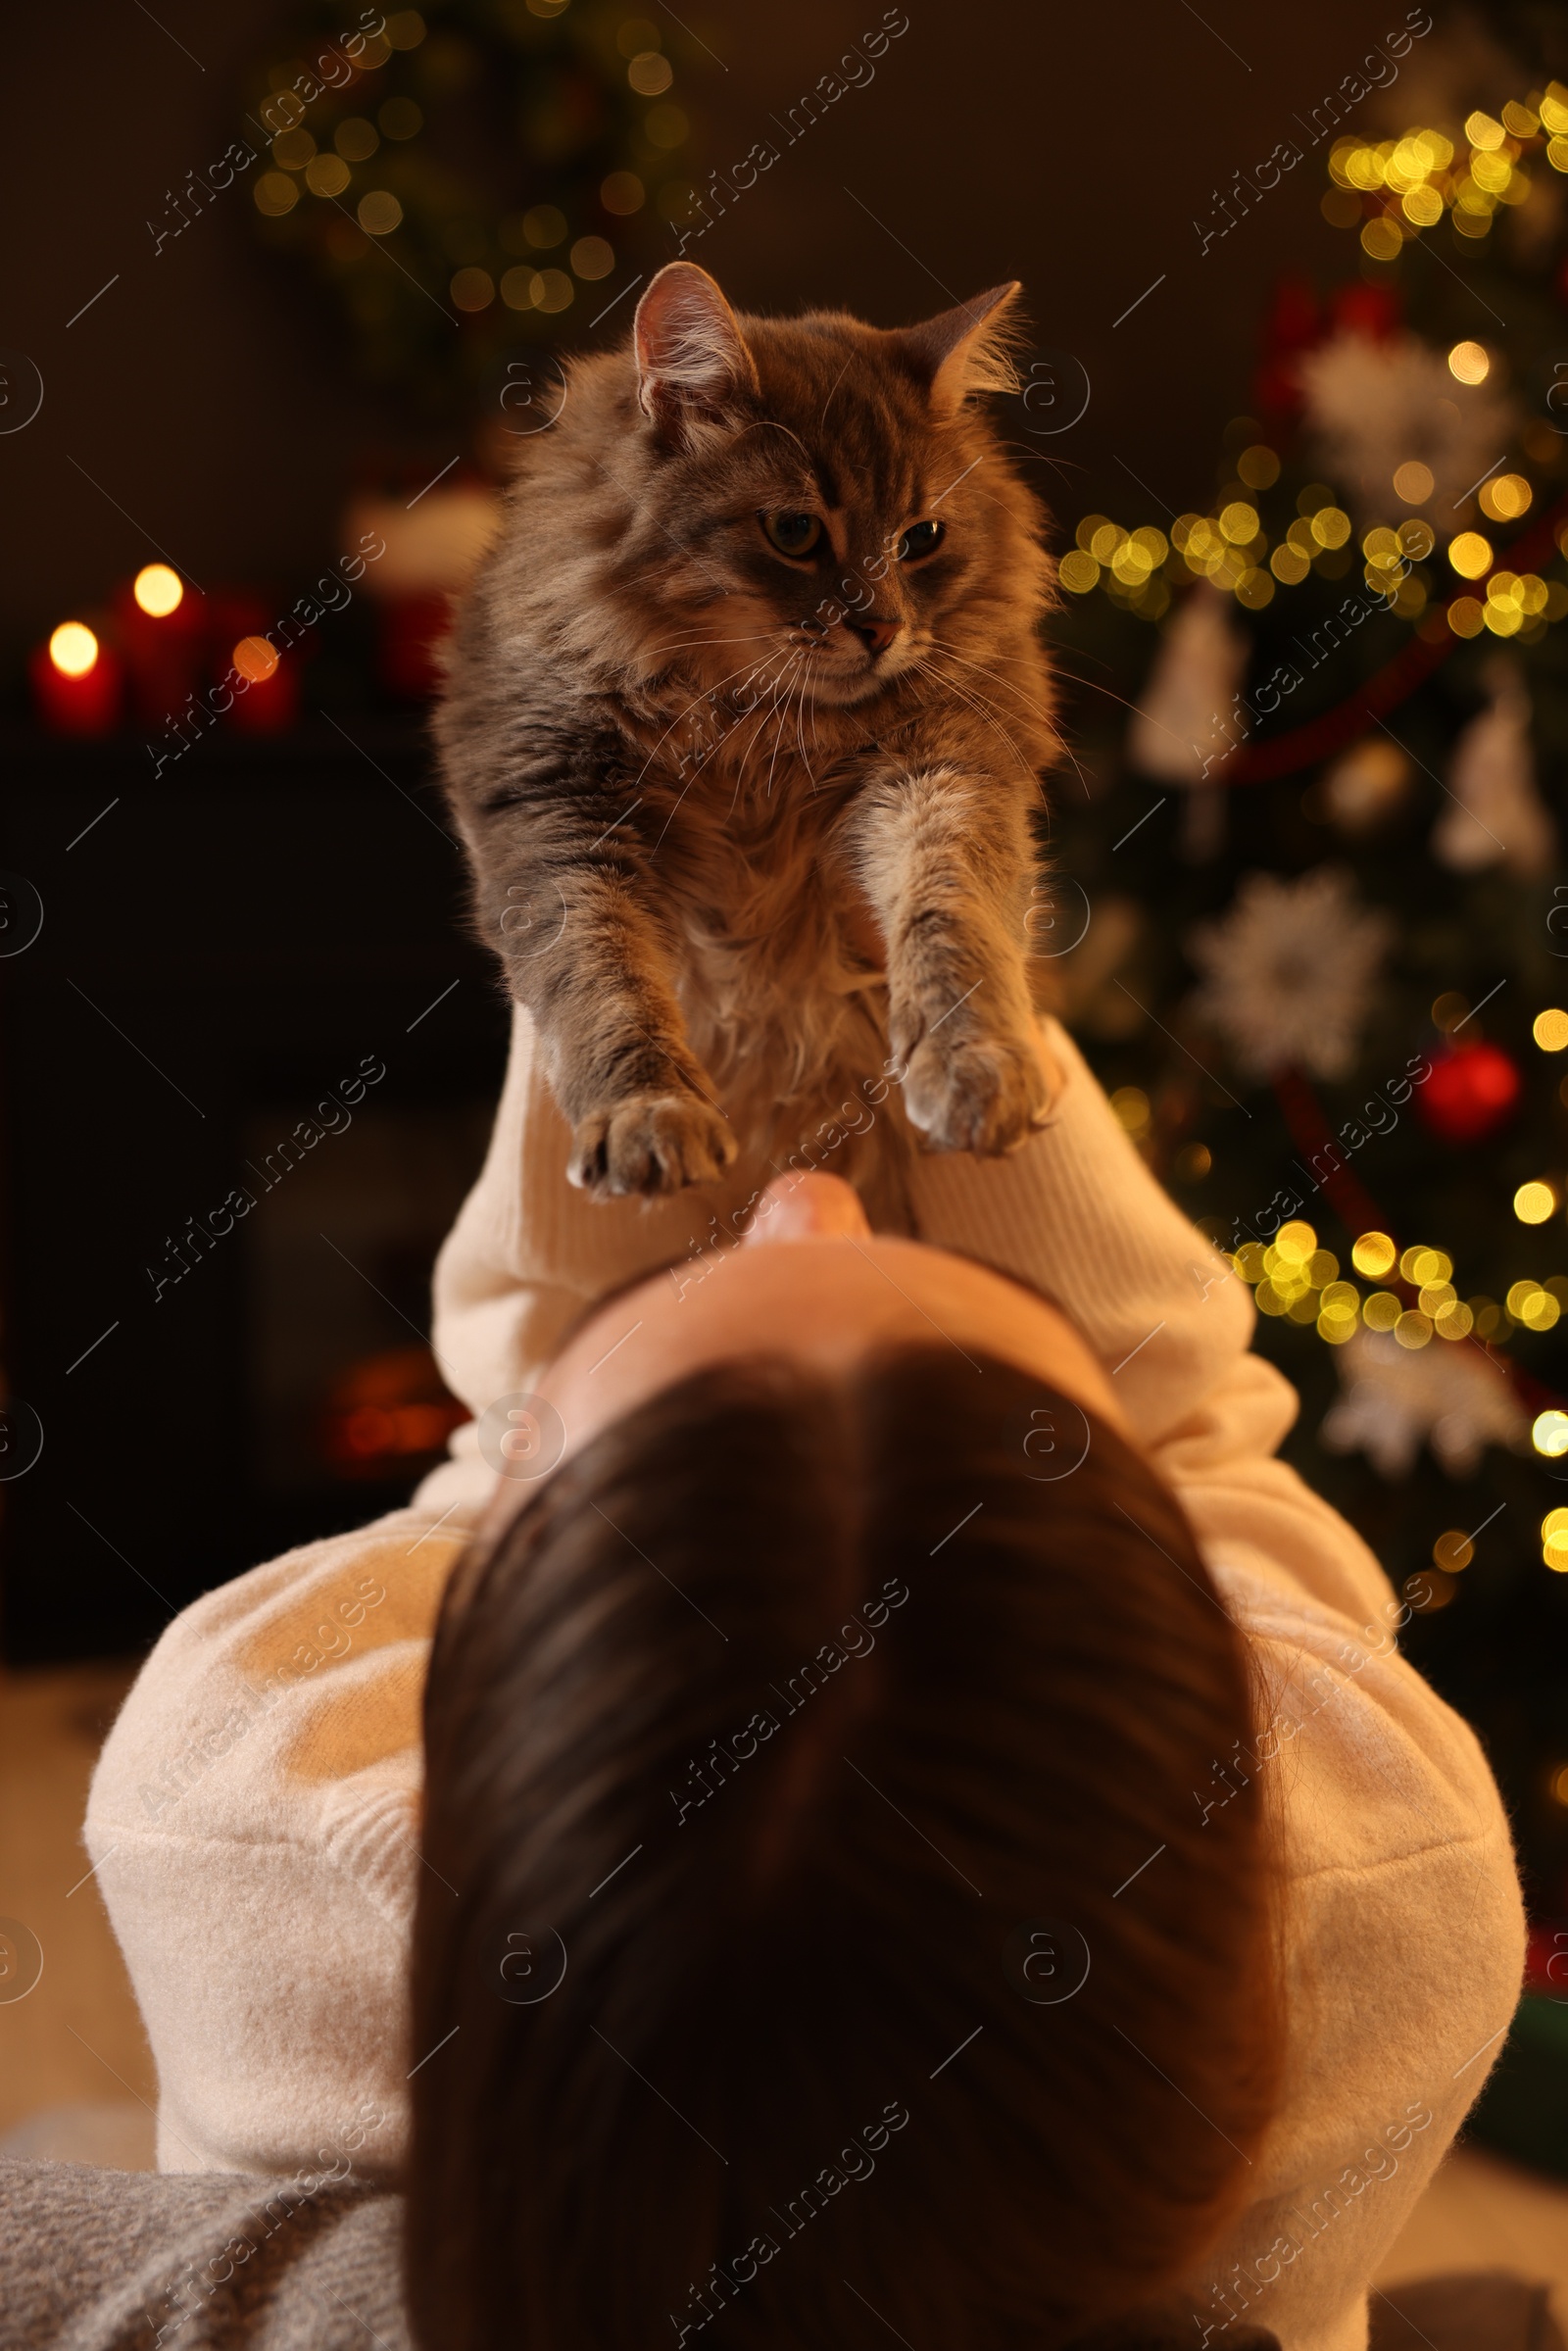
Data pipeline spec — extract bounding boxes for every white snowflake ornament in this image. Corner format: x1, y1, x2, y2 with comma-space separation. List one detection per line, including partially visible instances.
1320, 1328, 1528, 1478
1298, 330, 1516, 523
1187, 867, 1393, 1082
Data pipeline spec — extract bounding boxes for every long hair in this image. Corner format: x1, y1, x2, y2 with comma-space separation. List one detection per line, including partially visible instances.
408, 1347, 1281, 2351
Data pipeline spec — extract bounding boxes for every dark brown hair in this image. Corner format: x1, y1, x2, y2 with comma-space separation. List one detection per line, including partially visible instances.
408, 1347, 1279, 2351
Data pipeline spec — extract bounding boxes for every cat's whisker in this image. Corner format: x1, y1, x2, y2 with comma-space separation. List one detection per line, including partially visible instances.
763, 658, 806, 802
921, 640, 1057, 751
723, 650, 807, 816
631, 651, 798, 811
638, 628, 782, 662
913, 656, 1043, 797
793, 660, 819, 791
658, 646, 804, 845
926, 636, 1058, 730
925, 640, 1091, 797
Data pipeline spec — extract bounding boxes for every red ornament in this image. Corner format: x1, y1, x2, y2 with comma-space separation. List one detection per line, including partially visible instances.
1415, 1041, 1522, 1144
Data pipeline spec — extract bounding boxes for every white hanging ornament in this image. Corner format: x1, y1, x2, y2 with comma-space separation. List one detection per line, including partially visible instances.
1320, 1327, 1528, 1479
1186, 866, 1392, 1082
1126, 585, 1249, 860
1431, 659, 1556, 877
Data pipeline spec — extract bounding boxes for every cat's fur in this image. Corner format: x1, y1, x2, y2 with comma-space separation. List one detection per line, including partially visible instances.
436, 262, 1059, 1214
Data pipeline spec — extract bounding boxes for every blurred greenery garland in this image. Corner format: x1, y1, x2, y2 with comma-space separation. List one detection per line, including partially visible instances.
243, 0, 701, 422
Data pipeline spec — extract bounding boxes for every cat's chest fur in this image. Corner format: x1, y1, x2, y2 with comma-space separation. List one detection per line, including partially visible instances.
638, 732, 894, 1138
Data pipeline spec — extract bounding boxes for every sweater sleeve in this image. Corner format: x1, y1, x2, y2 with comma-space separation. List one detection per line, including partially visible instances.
430, 1009, 1259, 1434
427, 1004, 777, 1420
84, 1509, 470, 2179
905, 1015, 1258, 1445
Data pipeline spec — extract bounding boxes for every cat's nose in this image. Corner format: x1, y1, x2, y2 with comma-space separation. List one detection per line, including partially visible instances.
844, 612, 903, 658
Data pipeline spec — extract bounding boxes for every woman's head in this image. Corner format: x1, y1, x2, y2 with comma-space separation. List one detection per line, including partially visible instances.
408, 1193, 1280, 2351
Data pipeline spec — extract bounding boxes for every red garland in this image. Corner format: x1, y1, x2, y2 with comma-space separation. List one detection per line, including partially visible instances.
1269, 1067, 1390, 1239
1221, 487, 1568, 786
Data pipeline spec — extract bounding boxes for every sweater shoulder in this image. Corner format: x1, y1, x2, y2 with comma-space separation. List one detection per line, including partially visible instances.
86, 1509, 466, 1862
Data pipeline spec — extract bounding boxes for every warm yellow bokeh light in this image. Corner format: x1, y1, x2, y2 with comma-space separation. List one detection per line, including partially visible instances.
133, 563, 183, 618
1534, 1008, 1568, 1052
48, 621, 99, 676
1218, 501, 1259, 544
1393, 461, 1435, 503
1351, 1230, 1397, 1279
1532, 1409, 1568, 1457
1481, 473, 1533, 521
1401, 1246, 1452, 1286
357, 190, 403, 235
1448, 340, 1491, 383
1448, 531, 1494, 578
1514, 1180, 1556, 1224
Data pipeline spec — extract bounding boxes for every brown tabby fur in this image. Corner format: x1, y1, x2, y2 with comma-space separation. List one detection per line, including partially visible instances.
435, 262, 1059, 1217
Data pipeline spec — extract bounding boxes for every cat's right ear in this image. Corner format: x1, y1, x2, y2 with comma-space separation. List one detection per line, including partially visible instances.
633, 263, 760, 443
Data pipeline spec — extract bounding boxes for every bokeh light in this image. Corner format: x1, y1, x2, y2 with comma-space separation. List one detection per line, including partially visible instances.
1351, 1230, 1397, 1279
1532, 1410, 1568, 1457
233, 636, 279, 683
49, 621, 99, 675
1447, 531, 1494, 578
133, 564, 182, 617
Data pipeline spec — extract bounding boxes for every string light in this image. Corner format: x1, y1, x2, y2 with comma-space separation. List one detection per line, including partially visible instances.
1064, 93, 1568, 624
1229, 1227, 1554, 1356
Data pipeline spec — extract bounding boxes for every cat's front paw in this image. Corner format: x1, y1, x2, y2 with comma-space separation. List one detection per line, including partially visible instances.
902, 1027, 1056, 1156
567, 1090, 738, 1199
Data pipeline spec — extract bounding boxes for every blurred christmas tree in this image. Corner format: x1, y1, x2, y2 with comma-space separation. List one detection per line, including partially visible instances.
242, 0, 702, 423
1044, 54, 1568, 1913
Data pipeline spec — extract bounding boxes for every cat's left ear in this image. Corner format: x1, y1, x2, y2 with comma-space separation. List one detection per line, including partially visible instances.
634, 263, 760, 442
900, 282, 1023, 414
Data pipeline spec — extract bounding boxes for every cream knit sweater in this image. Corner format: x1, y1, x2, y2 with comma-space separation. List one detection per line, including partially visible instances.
86, 1013, 1524, 2351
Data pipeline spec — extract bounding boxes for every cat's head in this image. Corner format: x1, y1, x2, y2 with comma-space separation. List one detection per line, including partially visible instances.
591, 263, 1048, 715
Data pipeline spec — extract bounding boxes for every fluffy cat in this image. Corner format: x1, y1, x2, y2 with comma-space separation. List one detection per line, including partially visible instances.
436, 261, 1059, 1215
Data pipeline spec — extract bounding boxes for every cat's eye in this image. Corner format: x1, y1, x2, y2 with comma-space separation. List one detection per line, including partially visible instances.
898, 519, 945, 562
760, 511, 823, 559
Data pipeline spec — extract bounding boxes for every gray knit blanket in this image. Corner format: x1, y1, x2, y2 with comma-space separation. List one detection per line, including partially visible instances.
0, 2159, 407, 2350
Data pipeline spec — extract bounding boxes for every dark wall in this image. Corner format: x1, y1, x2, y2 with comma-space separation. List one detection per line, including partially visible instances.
0, 0, 1448, 655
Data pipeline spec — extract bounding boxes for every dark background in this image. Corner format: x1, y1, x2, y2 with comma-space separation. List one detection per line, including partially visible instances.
0, 0, 1474, 647
0, 0, 1534, 1658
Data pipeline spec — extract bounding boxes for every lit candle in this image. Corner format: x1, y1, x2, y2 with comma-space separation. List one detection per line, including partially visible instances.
227, 634, 300, 732
31, 621, 122, 734
118, 564, 205, 726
